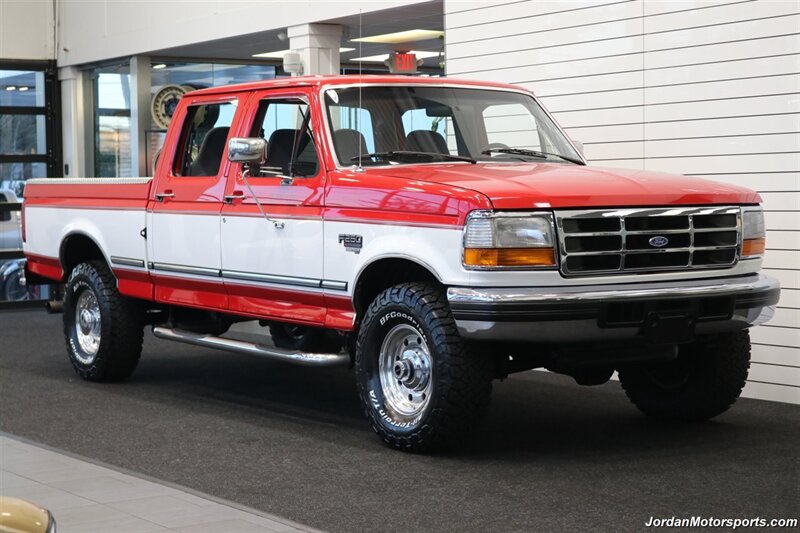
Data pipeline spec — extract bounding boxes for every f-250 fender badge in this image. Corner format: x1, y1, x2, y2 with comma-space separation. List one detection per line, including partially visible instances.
338, 234, 363, 254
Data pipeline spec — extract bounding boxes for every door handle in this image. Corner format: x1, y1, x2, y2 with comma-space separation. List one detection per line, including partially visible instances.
223, 191, 245, 204
155, 191, 174, 202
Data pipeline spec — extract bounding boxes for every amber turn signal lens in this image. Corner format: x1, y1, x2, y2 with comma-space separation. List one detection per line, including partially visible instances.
742, 237, 766, 257
464, 247, 556, 267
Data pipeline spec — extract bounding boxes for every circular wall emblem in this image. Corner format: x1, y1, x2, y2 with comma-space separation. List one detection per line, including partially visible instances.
649, 235, 669, 248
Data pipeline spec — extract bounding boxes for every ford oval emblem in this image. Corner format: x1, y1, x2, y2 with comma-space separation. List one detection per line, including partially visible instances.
649, 235, 669, 248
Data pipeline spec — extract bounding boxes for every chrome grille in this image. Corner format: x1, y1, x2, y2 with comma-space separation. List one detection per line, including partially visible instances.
555, 206, 741, 276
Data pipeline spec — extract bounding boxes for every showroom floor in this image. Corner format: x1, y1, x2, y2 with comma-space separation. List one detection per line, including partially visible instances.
1, 309, 798, 533
0, 435, 314, 532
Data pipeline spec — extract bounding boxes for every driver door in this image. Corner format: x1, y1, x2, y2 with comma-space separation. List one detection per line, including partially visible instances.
220, 89, 329, 325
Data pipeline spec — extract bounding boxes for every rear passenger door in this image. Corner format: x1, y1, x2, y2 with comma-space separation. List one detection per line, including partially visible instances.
147, 94, 239, 309
220, 89, 329, 325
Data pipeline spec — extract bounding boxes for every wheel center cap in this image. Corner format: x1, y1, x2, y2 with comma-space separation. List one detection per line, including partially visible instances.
79, 309, 93, 332
394, 349, 430, 390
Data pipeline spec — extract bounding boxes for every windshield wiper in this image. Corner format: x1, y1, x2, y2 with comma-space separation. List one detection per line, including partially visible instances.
481, 147, 584, 165
351, 150, 477, 164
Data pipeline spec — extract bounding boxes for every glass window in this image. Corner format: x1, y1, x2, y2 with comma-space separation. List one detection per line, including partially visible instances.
250, 99, 318, 177
401, 108, 454, 154
325, 95, 375, 165
96, 115, 131, 178
483, 103, 541, 151
0, 115, 47, 155
0, 70, 45, 107
97, 72, 131, 110
94, 66, 132, 177
325, 86, 581, 166
151, 63, 278, 91
173, 101, 237, 177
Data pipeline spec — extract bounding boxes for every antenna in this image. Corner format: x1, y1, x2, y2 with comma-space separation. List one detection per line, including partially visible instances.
356, 9, 364, 173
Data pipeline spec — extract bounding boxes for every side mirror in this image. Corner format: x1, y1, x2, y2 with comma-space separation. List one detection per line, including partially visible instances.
228, 137, 266, 163
572, 140, 584, 156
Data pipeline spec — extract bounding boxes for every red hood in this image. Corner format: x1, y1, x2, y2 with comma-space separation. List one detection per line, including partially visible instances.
378, 162, 760, 209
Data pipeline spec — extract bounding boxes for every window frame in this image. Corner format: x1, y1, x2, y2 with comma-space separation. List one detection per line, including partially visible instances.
0, 59, 61, 179
246, 95, 321, 180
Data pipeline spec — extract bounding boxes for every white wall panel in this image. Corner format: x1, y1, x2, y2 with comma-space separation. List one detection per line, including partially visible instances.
0, 1, 54, 60
447, 0, 800, 403
447, 0, 624, 28
645, 55, 800, 87
645, 34, 800, 69
698, 173, 799, 193
645, 74, 800, 105
644, 1, 798, 33
644, 13, 800, 51
587, 133, 800, 159
643, 0, 750, 17
448, 36, 645, 73
645, 114, 800, 142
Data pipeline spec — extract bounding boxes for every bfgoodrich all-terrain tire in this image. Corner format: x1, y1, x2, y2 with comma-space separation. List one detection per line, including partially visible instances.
618, 331, 751, 421
63, 261, 144, 382
355, 283, 493, 453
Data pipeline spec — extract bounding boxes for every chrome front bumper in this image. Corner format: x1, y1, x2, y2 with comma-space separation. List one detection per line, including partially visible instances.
447, 274, 780, 343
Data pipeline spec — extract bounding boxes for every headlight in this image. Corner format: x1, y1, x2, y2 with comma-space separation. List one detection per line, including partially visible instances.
741, 207, 765, 258
463, 211, 556, 269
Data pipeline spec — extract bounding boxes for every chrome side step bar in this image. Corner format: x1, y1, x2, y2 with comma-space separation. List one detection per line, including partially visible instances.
152, 326, 350, 367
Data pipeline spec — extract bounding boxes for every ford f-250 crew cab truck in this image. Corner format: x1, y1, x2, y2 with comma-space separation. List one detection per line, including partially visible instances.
23, 75, 780, 452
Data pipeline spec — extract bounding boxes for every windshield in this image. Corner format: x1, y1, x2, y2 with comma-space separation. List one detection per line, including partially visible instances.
324, 85, 582, 167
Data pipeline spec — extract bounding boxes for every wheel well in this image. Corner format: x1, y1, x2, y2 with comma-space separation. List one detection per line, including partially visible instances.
353, 258, 439, 319
60, 234, 106, 279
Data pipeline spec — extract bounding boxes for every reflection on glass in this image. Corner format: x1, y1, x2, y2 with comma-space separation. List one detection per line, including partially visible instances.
0, 70, 45, 107
97, 72, 131, 110
0, 164, 44, 195
150, 63, 277, 90
96, 115, 131, 177
0, 115, 47, 155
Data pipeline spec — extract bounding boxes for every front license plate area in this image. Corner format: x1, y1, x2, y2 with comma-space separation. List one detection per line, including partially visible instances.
642, 313, 696, 344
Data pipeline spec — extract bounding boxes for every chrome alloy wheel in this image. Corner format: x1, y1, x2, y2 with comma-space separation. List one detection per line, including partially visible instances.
74, 289, 101, 362
378, 324, 433, 418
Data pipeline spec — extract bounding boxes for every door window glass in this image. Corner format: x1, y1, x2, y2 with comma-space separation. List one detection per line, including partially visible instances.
250, 99, 318, 177
173, 101, 237, 176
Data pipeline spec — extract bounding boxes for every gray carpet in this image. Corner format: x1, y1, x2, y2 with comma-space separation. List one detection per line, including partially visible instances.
1, 308, 798, 532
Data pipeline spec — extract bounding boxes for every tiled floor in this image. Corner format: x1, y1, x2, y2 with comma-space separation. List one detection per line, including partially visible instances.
0, 435, 317, 533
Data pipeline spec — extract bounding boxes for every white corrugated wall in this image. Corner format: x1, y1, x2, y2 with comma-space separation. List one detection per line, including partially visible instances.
445, 0, 799, 403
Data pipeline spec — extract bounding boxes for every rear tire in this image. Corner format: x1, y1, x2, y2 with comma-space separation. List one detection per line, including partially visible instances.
618, 331, 751, 421
63, 261, 144, 382
355, 283, 493, 453
269, 323, 342, 353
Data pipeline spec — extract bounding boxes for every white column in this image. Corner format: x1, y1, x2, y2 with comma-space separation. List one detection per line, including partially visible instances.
58, 66, 92, 177
287, 24, 342, 75
129, 55, 151, 177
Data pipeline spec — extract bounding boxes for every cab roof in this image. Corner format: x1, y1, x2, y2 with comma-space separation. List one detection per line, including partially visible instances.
186, 74, 532, 97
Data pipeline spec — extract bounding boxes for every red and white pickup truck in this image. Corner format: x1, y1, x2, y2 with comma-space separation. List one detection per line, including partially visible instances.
23, 75, 780, 452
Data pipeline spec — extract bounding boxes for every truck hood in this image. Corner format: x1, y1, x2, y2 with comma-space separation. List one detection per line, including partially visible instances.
378, 162, 760, 209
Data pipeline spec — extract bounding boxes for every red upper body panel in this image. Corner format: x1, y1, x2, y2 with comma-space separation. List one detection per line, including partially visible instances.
371, 162, 761, 210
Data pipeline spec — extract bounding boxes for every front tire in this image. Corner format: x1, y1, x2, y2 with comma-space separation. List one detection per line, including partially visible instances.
355, 283, 493, 452
63, 261, 144, 381
618, 331, 751, 421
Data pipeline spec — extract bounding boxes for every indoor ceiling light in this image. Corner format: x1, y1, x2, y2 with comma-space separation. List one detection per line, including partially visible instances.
350, 50, 439, 62
5, 86, 16, 91
252, 47, 355, 59
152, 63, 167, 69
350, 29, 443, 44
18, 86, 29, 91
